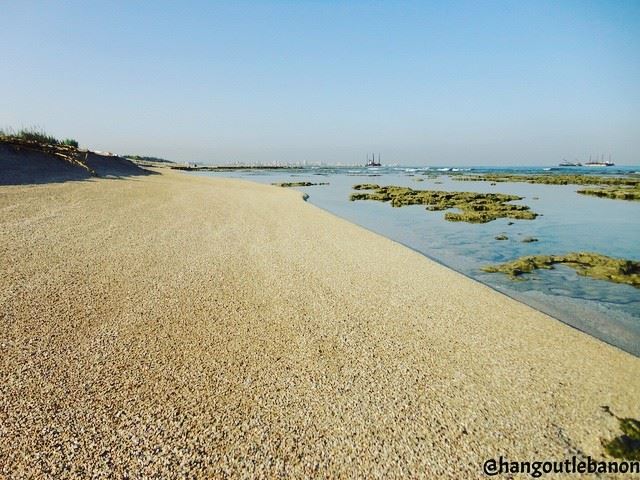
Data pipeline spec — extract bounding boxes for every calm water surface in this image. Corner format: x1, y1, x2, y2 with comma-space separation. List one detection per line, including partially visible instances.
194, 166, 640, 356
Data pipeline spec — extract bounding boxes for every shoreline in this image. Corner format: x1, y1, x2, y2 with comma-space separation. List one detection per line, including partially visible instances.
307, 199, 639, 357
198, 171, 640, 358
1, 168, 639, 477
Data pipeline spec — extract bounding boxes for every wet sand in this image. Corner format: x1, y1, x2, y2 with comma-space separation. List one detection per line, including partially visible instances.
1, 168, 638, 478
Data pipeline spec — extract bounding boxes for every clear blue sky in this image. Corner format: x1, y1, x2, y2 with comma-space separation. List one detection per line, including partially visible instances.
1, 1, 639, 165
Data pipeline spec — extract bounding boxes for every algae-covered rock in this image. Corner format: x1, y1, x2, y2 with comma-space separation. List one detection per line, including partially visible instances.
602, 415, 640, 460
445, 210, 537, 223
495, 234, 509, 241
453, 173, 640, 187
577, 186, 640, 201
482, 252, 640, 288
349, 184, 539, 223
273, 181, 329, 187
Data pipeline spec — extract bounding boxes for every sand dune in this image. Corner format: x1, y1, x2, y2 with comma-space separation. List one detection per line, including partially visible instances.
0, 143, 152, 185
0, 167, 638, 478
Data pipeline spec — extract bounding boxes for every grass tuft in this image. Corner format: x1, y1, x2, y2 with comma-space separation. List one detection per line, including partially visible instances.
0, 126, 78, 148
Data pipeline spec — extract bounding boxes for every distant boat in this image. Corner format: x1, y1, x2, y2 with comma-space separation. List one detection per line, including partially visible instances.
366, 153, 381, 167
585, 155, 614, 167
585, 161, 614, 167
559, 160, 582, 167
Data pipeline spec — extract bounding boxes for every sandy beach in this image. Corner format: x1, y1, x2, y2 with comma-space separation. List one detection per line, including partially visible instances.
1, 167, 639, 478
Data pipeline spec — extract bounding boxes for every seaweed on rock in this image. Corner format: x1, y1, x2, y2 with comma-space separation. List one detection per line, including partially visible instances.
601, 407, 640, 460
349, 184, 539, 224
482, 252, 640, 288
452, 173, 640, 187
577, 186, 640, 201
273, 182, 329, 187
603, 417, 640, 460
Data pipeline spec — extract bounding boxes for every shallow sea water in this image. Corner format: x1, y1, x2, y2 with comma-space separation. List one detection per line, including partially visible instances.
194, 166, 640, 356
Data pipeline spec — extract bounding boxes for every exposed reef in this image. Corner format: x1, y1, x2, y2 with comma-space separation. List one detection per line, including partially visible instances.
452, 173, 640, 186
125, 155, 174, 164
349, 184, 538, 223
451, 174, 640, 201
352, 184, 381, 191
577, 186, 640, 201
482, 252, 640, 288
173, 165, 301, 172
273, 181, 329, 187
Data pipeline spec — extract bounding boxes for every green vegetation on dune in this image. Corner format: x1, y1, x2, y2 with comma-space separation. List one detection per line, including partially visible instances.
349, 184, 538, 223
0, 127, 90, 172
60, 138, 79, 147
482, 252, 640, 288
0, 127, 78, 148
273, 181, 329, 187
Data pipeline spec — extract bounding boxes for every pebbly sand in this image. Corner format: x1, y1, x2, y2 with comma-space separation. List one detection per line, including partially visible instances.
1, 167, 639, 478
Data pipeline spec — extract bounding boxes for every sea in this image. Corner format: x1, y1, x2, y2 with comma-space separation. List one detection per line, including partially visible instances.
193, 165, 640, 357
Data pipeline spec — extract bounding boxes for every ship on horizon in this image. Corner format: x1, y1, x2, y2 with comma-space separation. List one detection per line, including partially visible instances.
585, 154, 614, 167
366, 153, 381, 167
559, 158, 582, 167
559, 154, 614, 167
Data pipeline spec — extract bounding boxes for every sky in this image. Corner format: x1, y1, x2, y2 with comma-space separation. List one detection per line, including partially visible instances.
1, 1, 639, 165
